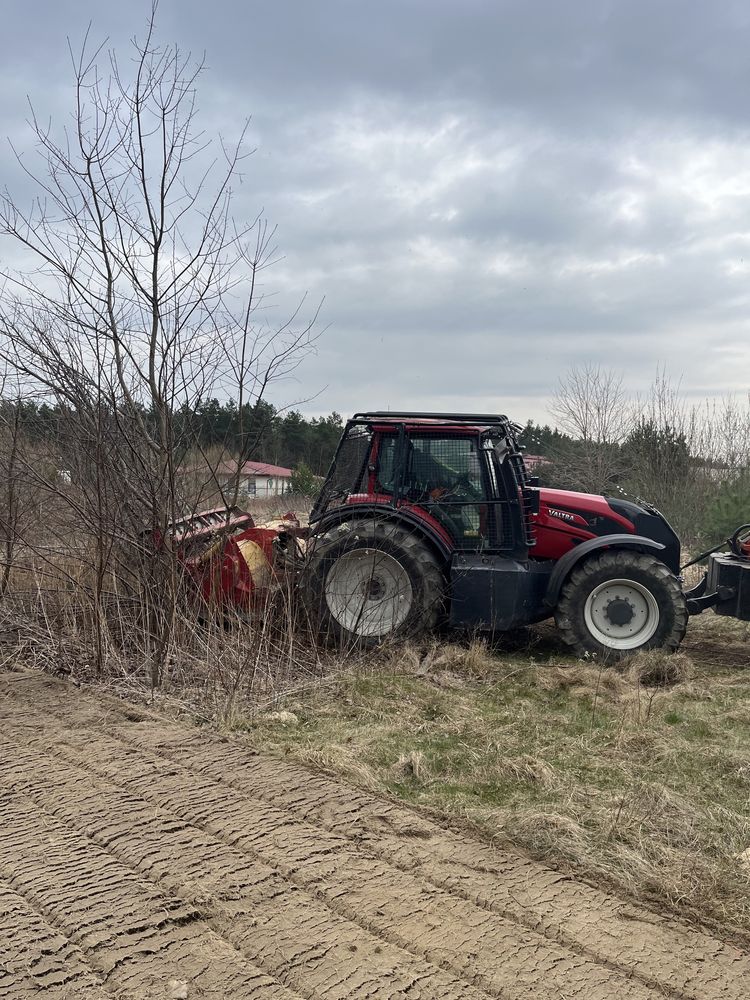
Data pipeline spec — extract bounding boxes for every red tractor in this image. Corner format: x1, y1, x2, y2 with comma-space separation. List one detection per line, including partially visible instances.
173, 412, 750, 657
299, 411, 750, 656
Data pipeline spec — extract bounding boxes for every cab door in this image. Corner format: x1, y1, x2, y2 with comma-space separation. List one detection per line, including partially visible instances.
399, 434, 491, 549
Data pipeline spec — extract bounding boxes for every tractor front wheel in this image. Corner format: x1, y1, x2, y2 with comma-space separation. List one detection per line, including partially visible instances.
302, 519, 445, 647
555, 551, 687, 659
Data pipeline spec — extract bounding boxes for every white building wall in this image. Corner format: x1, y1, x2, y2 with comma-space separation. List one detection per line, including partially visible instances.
220, 473, 291, 498
247, 475, 290, 497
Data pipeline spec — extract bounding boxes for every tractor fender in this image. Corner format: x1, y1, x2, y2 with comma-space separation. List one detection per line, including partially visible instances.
544, 534, 666, 608
311, 504, 453, 564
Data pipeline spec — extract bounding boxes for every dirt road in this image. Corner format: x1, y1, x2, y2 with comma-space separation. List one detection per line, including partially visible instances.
1, 670, 748, 999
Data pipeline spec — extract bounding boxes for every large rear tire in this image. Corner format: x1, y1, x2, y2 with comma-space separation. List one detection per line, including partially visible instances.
554, 550, 687, 659
302, 519, 445, 648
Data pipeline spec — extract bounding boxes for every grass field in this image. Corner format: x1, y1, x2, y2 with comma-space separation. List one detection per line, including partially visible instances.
236, 613, 750, 942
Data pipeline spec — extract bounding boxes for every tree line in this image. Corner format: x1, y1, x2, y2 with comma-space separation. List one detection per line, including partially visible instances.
7, 399, 343, 478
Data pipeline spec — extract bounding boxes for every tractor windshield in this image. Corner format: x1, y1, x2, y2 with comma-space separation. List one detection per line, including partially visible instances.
310, 423, 372, 520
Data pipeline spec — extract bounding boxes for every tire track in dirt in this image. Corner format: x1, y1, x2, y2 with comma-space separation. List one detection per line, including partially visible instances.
0, 739, 497, 1000
0, 730, 655, 1000
0, 793, 305, 1000
45, 707, 749, 999
0, 882, 112, 999
1, 671, 749, 999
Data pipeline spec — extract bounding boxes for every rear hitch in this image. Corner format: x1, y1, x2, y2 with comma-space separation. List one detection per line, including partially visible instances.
686, 586, 737, 615
683, 573, 738, 615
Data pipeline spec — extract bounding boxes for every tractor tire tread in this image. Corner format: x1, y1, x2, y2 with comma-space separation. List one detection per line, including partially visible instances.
302, 518, 446, 647
555, 550, 687, 659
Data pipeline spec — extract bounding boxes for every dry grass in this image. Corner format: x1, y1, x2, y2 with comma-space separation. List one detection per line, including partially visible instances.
627, 649, 694, 687
0, 582, 327, 725
241, 616, 750, 942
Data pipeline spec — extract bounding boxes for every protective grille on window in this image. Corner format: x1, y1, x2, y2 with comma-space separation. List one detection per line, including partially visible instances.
397, 433, 510, 550
313, 425, 372, 517
417, 499, 514, 549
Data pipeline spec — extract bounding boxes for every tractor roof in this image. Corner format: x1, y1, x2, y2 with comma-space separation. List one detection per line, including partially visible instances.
351, 412, 515, 434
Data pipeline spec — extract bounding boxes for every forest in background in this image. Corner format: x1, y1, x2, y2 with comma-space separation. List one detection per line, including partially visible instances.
7, 399, 343, 477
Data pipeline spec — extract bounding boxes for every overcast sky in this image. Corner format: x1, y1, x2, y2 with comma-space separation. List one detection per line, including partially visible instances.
3, 0, 750, 424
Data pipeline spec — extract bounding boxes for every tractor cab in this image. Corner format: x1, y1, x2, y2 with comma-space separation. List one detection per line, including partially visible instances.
305, 412, 554, 640
310, 412, 537, 559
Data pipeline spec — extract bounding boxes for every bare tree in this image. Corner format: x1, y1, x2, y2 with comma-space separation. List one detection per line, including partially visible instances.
550, 364, 628, 444
0, 6, 317, 682
622, 370, 695, 532
548, 364, 630, 492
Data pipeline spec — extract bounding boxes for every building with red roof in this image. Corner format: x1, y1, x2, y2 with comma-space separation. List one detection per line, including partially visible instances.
215, 460, 293, 497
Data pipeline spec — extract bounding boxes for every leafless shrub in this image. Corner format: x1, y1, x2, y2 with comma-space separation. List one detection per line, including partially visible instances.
0, 7, 317, 688
545, 365, 750, 547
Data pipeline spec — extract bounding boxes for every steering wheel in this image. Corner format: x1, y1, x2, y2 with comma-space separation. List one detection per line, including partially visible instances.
451, 472, 483, 501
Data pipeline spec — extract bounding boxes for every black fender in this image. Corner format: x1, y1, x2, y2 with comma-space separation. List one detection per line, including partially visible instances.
311, 504, 453, 564
544, 534, 666, 608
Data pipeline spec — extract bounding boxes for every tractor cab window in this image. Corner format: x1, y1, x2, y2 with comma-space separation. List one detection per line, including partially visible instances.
374, 435, 398, 494
406, 436, 485, 502
370, 432, 508, 548
405, 435, 488, 546
374, 434, 485, 500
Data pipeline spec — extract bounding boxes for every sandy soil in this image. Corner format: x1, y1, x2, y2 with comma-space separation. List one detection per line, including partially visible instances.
1, 669, 748, 999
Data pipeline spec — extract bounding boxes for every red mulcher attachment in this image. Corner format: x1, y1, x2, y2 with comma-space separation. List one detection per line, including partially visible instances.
158, 506, 303, 612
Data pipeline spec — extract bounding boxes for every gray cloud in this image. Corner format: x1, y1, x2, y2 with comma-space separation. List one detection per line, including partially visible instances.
2, 0, 750, 423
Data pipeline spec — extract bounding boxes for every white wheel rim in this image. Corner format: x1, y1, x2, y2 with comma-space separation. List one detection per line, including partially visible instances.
325, 549, 413, 638
583, 578, 660, 650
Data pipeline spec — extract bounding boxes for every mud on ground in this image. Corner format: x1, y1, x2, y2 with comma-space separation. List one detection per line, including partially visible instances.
1, 670, 748, 999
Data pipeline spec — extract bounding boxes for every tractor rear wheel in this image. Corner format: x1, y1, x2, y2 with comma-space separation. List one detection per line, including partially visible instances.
302, 519, 445, 647
555, 550, 687, 659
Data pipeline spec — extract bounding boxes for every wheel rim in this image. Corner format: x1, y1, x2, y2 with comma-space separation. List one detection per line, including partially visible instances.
583, 578, 660, 650
324, 548, 413, 638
